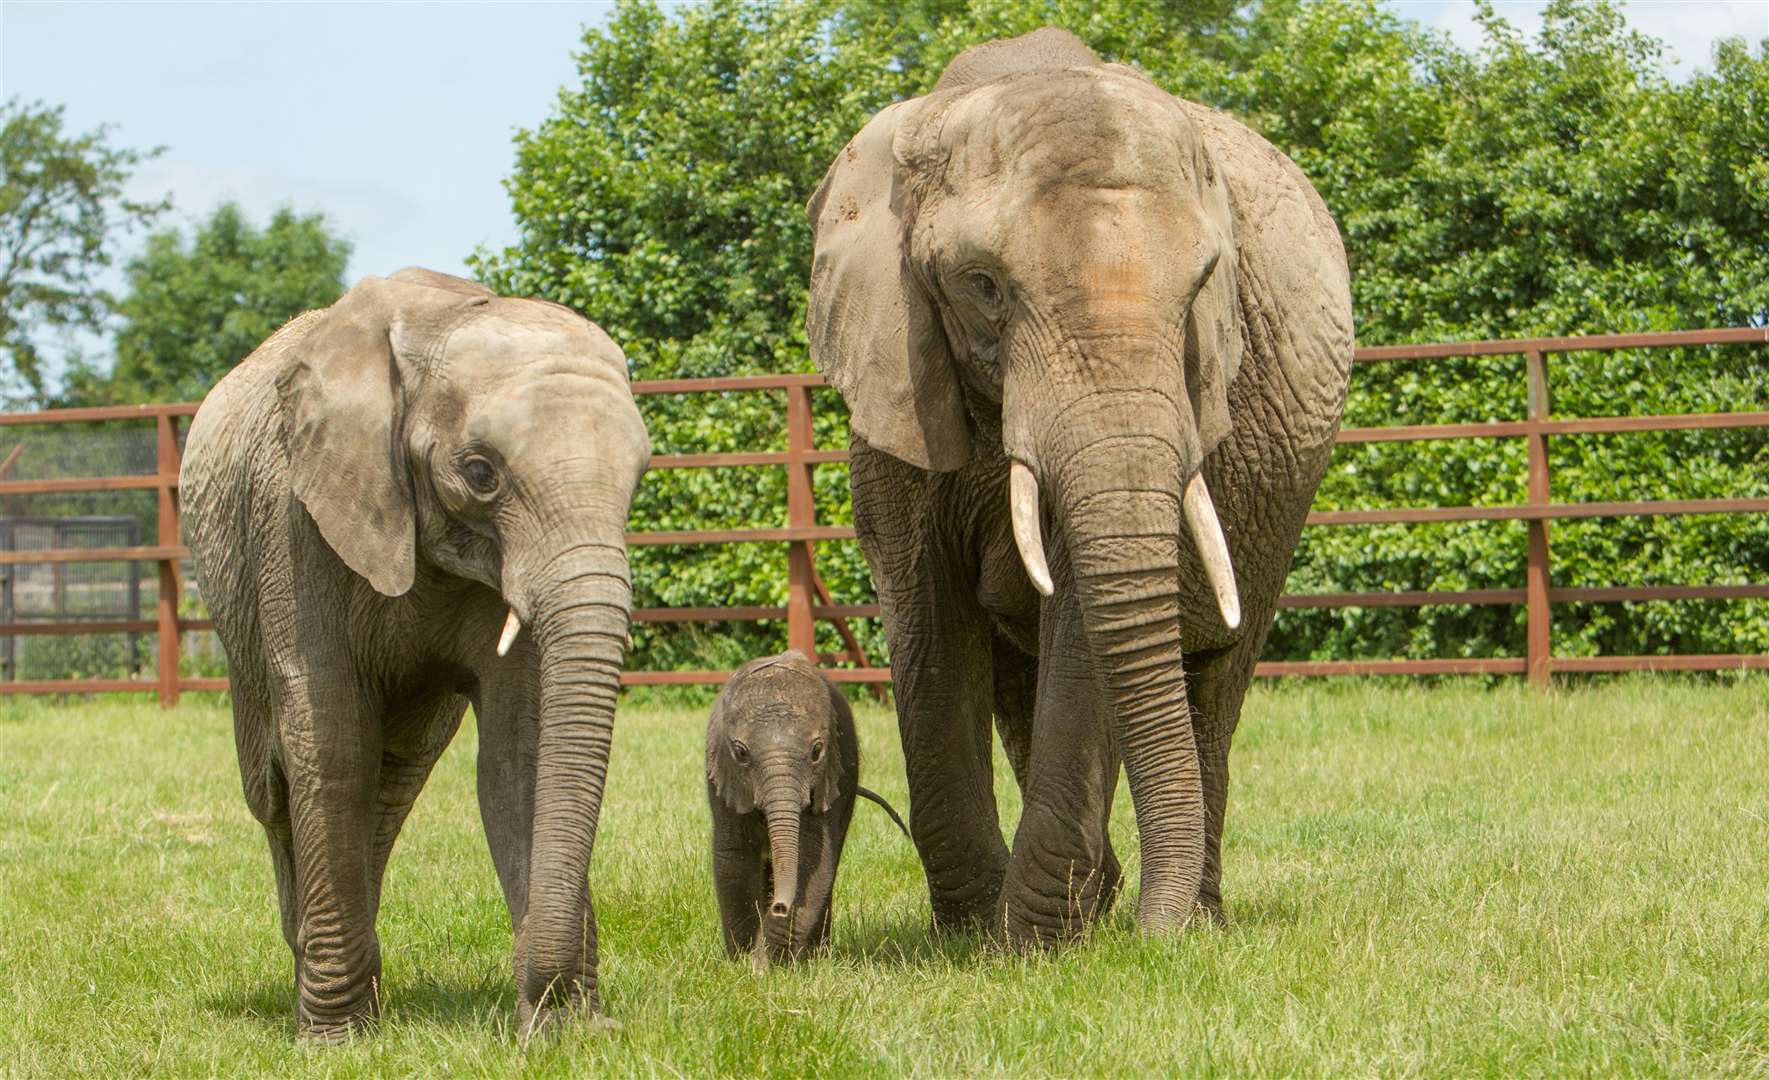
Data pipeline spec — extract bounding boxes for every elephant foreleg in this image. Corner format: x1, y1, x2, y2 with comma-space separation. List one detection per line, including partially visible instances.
883, 600, 1005, 933
784, 811, 847, 959
852, 447, 1007, 933
710, 805, 765, 960
1003, 586, 1122, 945
1184, 591, 1275, 923
475, 656, 541, 935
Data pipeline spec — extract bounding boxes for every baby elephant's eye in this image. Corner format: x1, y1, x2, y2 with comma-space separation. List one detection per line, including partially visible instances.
731, 740, 750, 765
460, 455, 500, 497
809, 740, 824, 764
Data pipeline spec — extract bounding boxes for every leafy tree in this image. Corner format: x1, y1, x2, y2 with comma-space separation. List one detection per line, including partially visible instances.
0, 98, 166, 403
63, 202, 350, 405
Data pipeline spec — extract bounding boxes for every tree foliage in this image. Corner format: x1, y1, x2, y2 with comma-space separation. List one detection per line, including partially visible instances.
477, 0, 1769, 676
62, 202, 350, 405
0, 98, 167, 404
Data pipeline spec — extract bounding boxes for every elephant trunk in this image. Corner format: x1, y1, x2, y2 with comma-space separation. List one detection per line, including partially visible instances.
759, 764, 806, 923
513, 540, 632, 1021
1038, 388, 1206, 930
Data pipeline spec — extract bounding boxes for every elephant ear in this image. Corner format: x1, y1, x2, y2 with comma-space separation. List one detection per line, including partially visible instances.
1184, 138, 1244, 461
815, 672, 852, 816
706, 675, 756, 815
276, 274, 487, 597
806, 99, 970, 471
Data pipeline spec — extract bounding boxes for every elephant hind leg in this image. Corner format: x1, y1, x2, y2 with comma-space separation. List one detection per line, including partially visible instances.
991, 633, 1037, 797
368, 692, 468, 920
263, 793, 299, 956
274, 685, 386, 1038
233, 693, 301, 955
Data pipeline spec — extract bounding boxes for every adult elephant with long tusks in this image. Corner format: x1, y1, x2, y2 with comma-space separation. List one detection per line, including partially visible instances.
180, 268, 650, 1039
806, 29, 1353, 945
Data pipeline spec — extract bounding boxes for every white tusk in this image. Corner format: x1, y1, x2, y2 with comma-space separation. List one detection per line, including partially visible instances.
1009, 460, 1055, 597
496, 608, 522, 657
1182, 473, 1241, 630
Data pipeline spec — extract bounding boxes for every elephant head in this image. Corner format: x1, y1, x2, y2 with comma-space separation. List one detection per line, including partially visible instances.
277, 267, 649, 1002
807, 29, 1244, 926
707, 651, 850, 923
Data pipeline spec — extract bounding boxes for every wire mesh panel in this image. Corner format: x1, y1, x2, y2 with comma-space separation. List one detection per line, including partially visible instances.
0, 517, 146, 680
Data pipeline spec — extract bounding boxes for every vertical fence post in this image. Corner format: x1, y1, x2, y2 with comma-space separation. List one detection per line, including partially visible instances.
1524, 350, 1552, 688
156, 413, 182, 708
784, 385, 817, 658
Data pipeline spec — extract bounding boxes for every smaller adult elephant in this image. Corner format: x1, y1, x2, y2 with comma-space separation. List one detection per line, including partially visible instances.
181, 268, 649, 1039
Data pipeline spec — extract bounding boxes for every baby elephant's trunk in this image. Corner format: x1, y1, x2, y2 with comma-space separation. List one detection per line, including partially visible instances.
761, 777, 804, 920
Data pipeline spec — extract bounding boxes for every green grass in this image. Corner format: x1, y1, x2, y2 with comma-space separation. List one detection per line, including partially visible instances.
3, 678, 1767, 1076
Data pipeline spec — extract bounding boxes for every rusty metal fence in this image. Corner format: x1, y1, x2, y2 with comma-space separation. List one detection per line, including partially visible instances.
0, 326, 1763, 704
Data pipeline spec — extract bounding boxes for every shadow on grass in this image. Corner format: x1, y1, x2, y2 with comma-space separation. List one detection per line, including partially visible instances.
1223, 891, 1306, 928
206, 974, 511, 1035
832, 910, 993, 968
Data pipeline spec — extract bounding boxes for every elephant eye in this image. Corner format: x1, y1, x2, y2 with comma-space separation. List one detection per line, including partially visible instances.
968, 271, 1002, 311
460, 455, 500, 497
809, 740, 824, 764
731, 740, 750, 765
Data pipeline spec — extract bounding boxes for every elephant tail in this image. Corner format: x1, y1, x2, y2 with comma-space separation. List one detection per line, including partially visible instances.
855, 786, 910, 839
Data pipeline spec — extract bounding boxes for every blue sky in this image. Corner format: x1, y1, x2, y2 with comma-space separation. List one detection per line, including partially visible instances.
2, 1, 1764, 301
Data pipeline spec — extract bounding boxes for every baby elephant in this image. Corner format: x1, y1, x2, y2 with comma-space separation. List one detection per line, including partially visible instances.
706, 651, 905, 962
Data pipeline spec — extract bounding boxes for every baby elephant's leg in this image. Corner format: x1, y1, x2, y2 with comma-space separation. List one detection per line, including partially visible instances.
710, 802, 764, 959
786, 809, 849, 957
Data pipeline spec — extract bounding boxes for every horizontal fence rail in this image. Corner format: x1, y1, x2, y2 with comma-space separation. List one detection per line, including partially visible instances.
0, 327, 1762, 701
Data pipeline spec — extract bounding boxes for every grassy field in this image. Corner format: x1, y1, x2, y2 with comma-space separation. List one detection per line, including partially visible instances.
3, 678, 1767, 1077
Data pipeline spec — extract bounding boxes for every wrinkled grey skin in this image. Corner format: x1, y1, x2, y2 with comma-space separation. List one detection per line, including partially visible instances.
705, 651, 860, 963
180, 268, 650, 1039
806, 29, 1353, 945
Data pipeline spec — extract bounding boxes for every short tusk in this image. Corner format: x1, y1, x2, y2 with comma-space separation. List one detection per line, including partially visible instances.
1009, 460, 1054, 597
1183, 472, 1241, 630
496, 608, 522, 657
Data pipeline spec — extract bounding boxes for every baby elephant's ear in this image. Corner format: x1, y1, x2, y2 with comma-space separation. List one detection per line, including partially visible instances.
706, 692, 756, 815
816, 674, 853, 816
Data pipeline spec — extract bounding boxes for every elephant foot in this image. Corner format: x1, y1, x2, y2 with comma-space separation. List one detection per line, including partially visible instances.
1000, 849, 1122, 949
753, 917, 821, 966
928, 893, 1003, 939
295, 962, 381, 1042
297, 1014, 374, 1045
296, 992, 378, 1044
925, 865, 1007, 937
516, 991, 607, 1044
